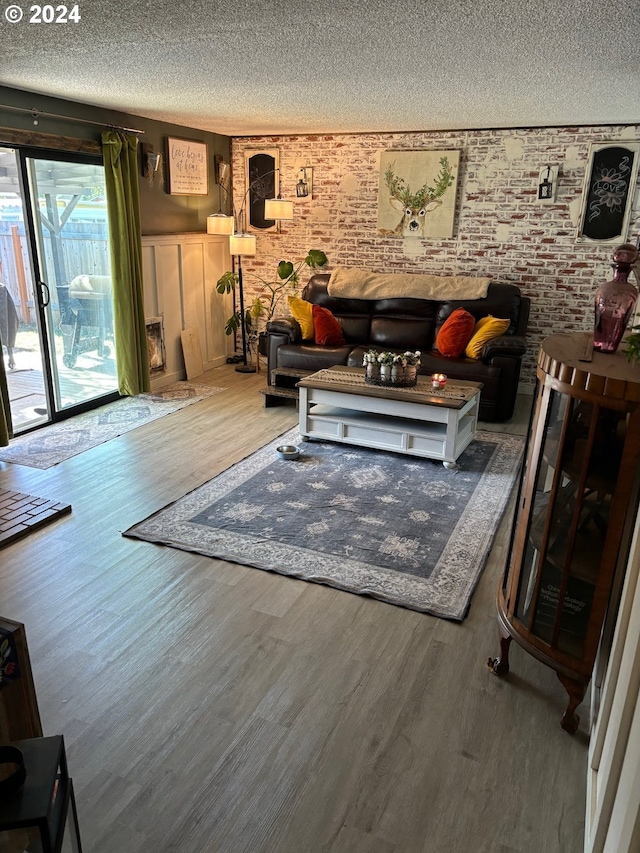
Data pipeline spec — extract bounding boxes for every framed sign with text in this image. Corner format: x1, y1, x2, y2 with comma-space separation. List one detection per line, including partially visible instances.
166, 137, 209, 196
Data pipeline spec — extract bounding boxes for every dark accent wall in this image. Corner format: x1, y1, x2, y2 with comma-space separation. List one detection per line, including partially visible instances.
0, 86, 231, 235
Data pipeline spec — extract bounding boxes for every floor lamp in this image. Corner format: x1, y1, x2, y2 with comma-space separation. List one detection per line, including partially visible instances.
207, 170, 294, 373
229, 232, 257, 373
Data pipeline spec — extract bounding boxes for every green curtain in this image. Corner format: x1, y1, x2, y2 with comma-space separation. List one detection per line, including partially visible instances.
101, 130, 149, 395
0, 353, 11, 446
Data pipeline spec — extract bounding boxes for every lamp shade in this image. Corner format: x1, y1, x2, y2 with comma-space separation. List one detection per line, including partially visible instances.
229, 233, 257, 256
264, 198, 294, 220
207, 213, 235, 235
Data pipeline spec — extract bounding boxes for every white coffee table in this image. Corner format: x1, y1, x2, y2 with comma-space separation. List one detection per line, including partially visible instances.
297, 366, 482, 468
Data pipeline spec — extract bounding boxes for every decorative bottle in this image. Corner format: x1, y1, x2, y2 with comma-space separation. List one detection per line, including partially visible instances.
593, 243, 639, 354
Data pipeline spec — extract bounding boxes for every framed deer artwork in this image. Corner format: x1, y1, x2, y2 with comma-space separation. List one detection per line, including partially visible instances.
377, 149, 460, 239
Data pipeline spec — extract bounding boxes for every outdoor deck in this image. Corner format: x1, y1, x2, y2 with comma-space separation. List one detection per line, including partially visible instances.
4, 342, 118, 432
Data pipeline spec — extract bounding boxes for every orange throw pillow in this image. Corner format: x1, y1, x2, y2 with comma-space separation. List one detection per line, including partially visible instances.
435, 307, 476, 357
312, 305, 346, 346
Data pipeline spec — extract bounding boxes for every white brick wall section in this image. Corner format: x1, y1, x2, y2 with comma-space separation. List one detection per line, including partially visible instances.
230, 125, 640, 388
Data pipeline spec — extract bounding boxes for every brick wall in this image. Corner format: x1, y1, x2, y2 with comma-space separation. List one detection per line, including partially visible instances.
231, 125, 640, 388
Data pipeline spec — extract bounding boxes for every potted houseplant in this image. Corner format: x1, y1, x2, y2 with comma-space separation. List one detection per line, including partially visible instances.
363, 349, 380, 381
391, 353, 406, 382
403, 350, 421, 383
216, 250, 328, 357
377, 350, 395, 381
625, 324, 640, 363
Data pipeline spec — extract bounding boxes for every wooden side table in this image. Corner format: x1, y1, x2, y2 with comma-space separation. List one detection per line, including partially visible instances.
488, 332, 640, 732
0, 735, 82, 852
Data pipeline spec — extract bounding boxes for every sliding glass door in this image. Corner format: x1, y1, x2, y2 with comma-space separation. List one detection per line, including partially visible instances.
0, 147, 119, 432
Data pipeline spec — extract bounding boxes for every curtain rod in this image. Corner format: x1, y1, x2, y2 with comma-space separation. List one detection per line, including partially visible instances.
0, 103, 145, 134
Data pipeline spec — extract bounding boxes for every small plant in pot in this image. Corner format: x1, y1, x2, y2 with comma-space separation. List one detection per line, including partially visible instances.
403, 350, 421, 366
363, 349, 380, 380
216, 250, 328, 357
625, 324, 640, 364
376, 350, 395, 381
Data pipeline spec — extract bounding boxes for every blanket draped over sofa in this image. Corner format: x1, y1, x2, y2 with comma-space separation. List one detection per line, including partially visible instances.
328, 267, 492, 301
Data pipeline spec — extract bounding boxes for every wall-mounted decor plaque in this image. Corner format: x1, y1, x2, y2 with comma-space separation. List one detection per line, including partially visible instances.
167, 137, 209, 196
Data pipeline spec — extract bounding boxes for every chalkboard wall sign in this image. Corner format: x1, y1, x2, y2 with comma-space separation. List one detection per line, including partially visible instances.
577, 141, 640, 243
166, 137, 209, 196
244, 149, 279, 230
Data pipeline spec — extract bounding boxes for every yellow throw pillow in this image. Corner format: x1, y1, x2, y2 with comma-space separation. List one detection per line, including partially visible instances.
288, 296, 315, 340
465, 316, 511, 359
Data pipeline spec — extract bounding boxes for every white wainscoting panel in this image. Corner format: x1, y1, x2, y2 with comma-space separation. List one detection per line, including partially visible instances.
142, 233, 231, 386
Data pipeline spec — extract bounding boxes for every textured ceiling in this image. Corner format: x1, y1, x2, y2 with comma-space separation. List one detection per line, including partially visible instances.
1, 0, 639, 136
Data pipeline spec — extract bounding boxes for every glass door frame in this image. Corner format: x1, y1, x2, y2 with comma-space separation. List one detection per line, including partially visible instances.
16, 145, 120, 428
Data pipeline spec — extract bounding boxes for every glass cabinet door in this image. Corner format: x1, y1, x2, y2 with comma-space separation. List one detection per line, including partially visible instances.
514, 388, 624, 660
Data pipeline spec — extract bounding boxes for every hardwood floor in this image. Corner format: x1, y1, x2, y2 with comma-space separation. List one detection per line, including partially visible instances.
0, 367, 587, 852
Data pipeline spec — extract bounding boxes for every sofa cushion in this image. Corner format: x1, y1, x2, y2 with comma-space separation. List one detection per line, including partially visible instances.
335, 315, 371, 343
370, 316, 432, 350
312, 305, 346, 345
288, 296, 314, 340
420, 350, 500, 384
465, 316, 511, 359
369, 298, 436, 350
277, 343, 352, 372
435, 307, 476, 357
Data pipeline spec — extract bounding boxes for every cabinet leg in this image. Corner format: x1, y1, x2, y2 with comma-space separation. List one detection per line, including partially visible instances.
556, 673, 587, 734
487, 630, 512, 677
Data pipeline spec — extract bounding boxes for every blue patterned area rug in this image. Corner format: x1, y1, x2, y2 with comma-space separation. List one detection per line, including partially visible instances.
124, 428, 524, 620
0, 382, 225, 469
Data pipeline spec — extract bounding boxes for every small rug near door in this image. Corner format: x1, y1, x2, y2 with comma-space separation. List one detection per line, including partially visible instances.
0, 382, 225, 469
123, 428, 524, 620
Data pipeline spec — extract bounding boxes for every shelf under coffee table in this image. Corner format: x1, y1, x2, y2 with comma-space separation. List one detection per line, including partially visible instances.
297, 366, 483, 468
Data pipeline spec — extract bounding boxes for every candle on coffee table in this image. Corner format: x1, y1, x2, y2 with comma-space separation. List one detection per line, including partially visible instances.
431, 373, 447, 389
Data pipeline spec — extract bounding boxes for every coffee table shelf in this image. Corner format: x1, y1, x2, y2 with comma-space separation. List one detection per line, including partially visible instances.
298, 367, 482, 468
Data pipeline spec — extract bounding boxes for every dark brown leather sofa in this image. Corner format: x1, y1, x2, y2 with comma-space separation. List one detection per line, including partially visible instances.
264, 274, 530, 421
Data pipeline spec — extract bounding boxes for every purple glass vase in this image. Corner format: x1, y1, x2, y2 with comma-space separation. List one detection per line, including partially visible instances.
594, 243, 639, 353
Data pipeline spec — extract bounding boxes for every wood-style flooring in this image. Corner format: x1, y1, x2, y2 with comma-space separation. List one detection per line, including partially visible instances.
0, 366, 587, 852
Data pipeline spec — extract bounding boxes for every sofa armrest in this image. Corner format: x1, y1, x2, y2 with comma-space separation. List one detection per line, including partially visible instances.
481, 335, 527, 361
266, 315, 302, 344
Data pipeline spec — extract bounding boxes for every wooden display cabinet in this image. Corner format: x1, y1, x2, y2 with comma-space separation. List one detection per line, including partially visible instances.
488, 333, 640, 732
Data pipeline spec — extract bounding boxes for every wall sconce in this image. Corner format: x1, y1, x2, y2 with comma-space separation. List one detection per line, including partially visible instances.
537, 165, 558, 204
141, 144, 163, 182
296, 166, 313, 198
